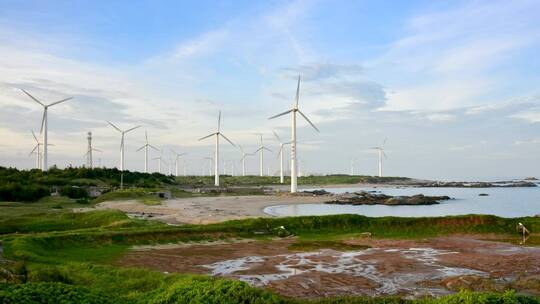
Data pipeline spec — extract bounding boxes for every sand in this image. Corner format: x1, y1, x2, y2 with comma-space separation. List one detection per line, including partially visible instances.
92, 194, 329, 224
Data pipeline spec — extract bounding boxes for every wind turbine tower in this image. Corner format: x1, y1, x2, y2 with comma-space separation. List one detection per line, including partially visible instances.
171, 149, 187, 177
238, 145, 254, 177
273, 130, 291, 184
21, 89, 73, 171
254, 133, 272, 177
370, 138, 388, 177
107, 121, 140, 171
137, 130, 158, 173
269, 75, 319, 193
199, 111, 235, 186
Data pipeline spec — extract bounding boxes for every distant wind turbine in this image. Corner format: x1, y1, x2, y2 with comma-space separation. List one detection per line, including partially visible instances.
152, 149, 166, 174
370, 138, 388, 177
21, 89, 73, 171
350, 158, 356, 176
273, 130, 291, 184
238, 145, 255, 177
170, 149, 186, 177
199, 111, 235, 186
268, 75, 319, 193
137, 130, 159, 173
107, 121, 140, 171
29, 130, 53, 170
253, 133, 272, 177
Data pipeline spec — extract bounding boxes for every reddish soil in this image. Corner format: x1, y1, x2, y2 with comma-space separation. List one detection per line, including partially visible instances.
116, 236, 540, 298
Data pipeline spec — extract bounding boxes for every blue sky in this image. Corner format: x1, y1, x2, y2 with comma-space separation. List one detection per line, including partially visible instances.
1, 0, 539, 180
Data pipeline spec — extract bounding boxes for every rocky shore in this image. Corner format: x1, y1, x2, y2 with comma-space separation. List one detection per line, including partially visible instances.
303, 190, 451, 206
418, 181, 537, 188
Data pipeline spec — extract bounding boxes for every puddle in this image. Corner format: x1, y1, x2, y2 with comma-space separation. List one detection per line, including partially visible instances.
202, 247, 486, 296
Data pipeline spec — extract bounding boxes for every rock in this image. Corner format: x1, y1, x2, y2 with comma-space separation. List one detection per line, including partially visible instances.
303, 189, 331, 196
479, 193, 489, 196
360, 232, 372, 238
325, 192, 450, 206
524, 177, 538, 181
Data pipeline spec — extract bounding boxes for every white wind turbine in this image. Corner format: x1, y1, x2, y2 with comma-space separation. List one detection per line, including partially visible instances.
107, 121, 141, 171
370, 138, 388, 177
273, 130, 291, 184
21, 89, 73, 171
170, 149, 187, 177
29, 130, 53, 170
199, 111, 235, 186
253, 133, 272, 177
269, 75, 319, 193
238, 145, 255, 177
350, 158, 357, 176
152, 149, 167, 174
137, 130, 159, 173
204, 156, 214, 176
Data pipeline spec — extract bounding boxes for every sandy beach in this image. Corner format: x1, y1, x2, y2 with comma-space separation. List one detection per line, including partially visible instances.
94, 194, 329, 224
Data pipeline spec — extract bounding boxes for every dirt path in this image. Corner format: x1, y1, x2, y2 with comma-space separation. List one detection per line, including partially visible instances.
92, 195, 329, 224
116, 236, 540, 298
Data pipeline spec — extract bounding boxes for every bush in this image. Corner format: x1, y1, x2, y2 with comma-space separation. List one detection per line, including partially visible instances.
0, 183, 49, 202
0, 282, 128, 304
60, 186, 88, 199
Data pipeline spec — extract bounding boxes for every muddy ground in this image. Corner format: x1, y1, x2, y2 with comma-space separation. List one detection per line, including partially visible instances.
116, 236, 540, 298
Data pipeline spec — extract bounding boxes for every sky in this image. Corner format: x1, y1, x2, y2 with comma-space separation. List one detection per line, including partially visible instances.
0, 0, 539, 180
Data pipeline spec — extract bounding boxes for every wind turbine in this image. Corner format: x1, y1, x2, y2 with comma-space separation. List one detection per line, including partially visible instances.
29, 130, 52, 170
268, 75, 319, 193
107, 121, 141, 171
170, 149, 187, 177
238, 145, 255, 177
204, 156, 214, 176
21, 89, 73, 171
350, 158, 357, 176
152, 149, 167, 174
253, 133, 272, 177
370, 138, 388, 177
137, 130, 159, 173
273, 130, 291, 184
198, 111, 235, 186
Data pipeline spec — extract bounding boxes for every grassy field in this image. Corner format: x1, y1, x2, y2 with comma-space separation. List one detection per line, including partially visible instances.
1, 202, 539, 303
1, 185, 539, 304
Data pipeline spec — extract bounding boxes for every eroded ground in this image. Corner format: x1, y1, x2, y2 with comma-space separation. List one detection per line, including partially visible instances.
116, 236, 540, 298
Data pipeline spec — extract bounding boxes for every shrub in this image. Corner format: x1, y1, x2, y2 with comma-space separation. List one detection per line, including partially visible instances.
60, 186, 88, 199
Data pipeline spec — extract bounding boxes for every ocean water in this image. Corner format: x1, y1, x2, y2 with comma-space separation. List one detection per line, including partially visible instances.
264, 186, 540, 218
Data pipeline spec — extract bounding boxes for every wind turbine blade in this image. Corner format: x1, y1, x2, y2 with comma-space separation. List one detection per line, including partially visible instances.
220, 133, 235, 147
369, 147, 379, 150
238, 145, 244, 153
297, 110, 319, 132
295, 75, 301, 108
30, 145, 38, 155
31, 130, 38, 142
272, 130, 281, 143
20, 89, 45, 107
218, 110, 221, 132
170, 148, 176, 155
383, 151, 388, 158
179, 153, 187, 156
382, 138, 388, 147
93, 148, 102, 152
149, 144, 159, 151
263, 147, 273, 152
276, 147, 282, 159
268, 109, 293, 120
106, 121, 122, 133
253, 147, 262, 153
39, 110, 46, 133
48, 97, 73, 107
125, 125, 141, 133
145, 130, 148, 144
136, 145, 146, 152
198, 133, 217, 141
